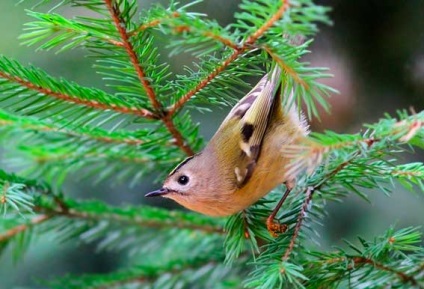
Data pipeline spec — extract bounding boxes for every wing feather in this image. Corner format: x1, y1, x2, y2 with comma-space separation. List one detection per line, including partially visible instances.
233, 66, 282, 186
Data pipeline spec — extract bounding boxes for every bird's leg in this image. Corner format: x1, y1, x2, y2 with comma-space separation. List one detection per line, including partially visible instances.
266, 185, 292, 237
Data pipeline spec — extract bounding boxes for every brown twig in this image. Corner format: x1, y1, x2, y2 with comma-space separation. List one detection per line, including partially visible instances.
280, 129, 409, 263
245, 0, 290, 46
0, 71, 157, 119
242, 210, 251, 239
168, 0, 291, 114
34, 152, 153, 165
37, 206, 224, 235
61, 26, 124, 46
104, 0, 194, 156
203, 31, 239, 49
282, 186, 313, 262
281, 120, 406, 263
130, 12, 238, 49
104, 0, 161, 111
282, 153, 359, 262
162, 114, 194, 155
352, 256, 423, 288
91, 260, 218, 289
106, 38, 124, 47
263, 45, 309, 89
69, 209, 222, 234
172, 26, 239, 49
29, 194, 223, 234
168, 49, 241, 115
0, 214, 51, 243
321, 256, 423, 288
129, 11, 181, 36
0, 119, 145, 146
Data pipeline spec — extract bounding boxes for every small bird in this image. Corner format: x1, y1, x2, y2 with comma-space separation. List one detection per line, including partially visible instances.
146, 65, 308, 229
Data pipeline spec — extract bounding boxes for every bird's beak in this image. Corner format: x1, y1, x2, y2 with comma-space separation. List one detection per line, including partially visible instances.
145, 187, 170, 197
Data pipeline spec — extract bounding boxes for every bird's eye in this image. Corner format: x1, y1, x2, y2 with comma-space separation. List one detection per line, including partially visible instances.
177, 175, 189, 185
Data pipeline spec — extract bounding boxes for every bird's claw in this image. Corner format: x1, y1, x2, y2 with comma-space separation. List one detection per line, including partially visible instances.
266, 217, 288, 237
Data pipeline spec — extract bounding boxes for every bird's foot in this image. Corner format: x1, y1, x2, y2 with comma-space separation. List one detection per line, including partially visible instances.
266, 216, 288, 237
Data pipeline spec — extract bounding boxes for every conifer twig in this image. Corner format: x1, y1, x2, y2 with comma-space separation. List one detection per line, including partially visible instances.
352, 256, 422, 288
168, 0, 291, 115
168, 49, 241, 115
0, 71, 157, 119
320, 256, 423, 289
282, 153, 358, 262
0, 119, 145, 146
33, 152, 152, 165
284, 112, 423, 178
282, 186, 313, 262
202, 31, 238, 49
170, 25, 239, 49
162, 114, 195, 155
245, 0, 290, 45
56, 209, 223, 234
34, 200, 224, 235
280, 128, 401, 263
0, 214, 50, 243
104, 0, 194, 156
104, 0, 161, 111
90, 260, 218, 289
129, 11, 181, 36
263, 45, 308, 89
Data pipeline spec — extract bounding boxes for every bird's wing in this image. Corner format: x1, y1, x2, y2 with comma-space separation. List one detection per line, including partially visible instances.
227, 66, 282, 187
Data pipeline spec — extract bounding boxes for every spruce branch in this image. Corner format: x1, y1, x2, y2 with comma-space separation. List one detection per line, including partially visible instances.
308, 255, 424, 289
20, 11, 125, 51
103, 0, 194, 156
31, 151, 151, 165
151, 12, 239, 52
282, 153, 356, 262
0, 109, 146, 146
0, 170, 50, 217
264, 45, 308, 89
20, 147, 178, 186
305, 227, 424, 288
245, 0, 290, 45
0, 182, 33, 216
34, 196, 225, 235
166, 0, 332, 120
162, 113, 195, 156
168, 0, 290, 115
283, 110, 424, 180
17, 2, 197, 156
0, 57, 157, 119
0, 179, 225, 260
0, 214, 50, 243
104, 0, 160, 110
0, 114, 199, 186
129, 11, 181, 36
241, 112, 423, 288
350, 256, 422, 288
282, 186, 313, 262
279, 124, 422, 266
168, 48, 242, 115
47, 257, 231, 289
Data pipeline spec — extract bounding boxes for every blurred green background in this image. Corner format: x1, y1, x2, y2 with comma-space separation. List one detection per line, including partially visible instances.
0, 0, 423, 288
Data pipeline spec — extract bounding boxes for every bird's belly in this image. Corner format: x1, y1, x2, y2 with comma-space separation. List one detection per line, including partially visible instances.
229, 155, 287, 213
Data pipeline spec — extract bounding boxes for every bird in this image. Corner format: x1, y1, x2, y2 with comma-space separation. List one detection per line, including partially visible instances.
146, 65, 309, 233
